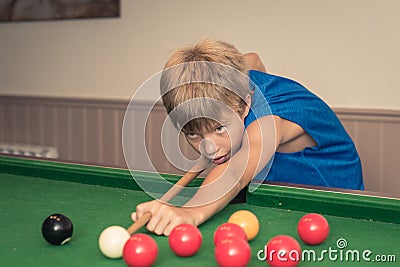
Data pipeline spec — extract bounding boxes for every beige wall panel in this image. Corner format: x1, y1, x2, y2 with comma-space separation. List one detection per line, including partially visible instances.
126, 105, 150, 171
102, 108, 120, 167
42, 106, 57, 148
86, 107, 101, 164
340, 120, 358, 143
381, 123, 400, 195
13, 104, 27, 143
114, 109, 126, 167
27, 104, 42, 145
56, 106, 71, 160
145, 108, 167, 173
70, 107, 85, 163
2, 103, 15, 141
356, 122, 381, 192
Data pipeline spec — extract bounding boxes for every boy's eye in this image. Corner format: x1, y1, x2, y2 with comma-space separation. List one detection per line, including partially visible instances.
215, 126, 226, 133
186, 132, 199, 139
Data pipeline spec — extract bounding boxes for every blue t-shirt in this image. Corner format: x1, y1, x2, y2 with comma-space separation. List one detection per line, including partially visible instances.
245, 70, 364, 190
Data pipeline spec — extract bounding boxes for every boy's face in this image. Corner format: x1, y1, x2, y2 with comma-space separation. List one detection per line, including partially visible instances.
183, 109, 248, 165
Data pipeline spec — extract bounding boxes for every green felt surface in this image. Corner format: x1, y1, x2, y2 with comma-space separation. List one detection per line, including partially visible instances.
1, 170, 399, 267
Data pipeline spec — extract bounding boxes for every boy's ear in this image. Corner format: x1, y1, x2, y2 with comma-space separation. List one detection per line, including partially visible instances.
242, 94, 252, 118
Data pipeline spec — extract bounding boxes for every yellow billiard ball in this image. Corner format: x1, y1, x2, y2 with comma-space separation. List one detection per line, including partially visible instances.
228, 210, 259, 241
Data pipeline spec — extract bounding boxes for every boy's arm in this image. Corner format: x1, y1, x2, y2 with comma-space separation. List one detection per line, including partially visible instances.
133, 115, 283, 236
244, 53, 267, 72
183, 115, 280, 224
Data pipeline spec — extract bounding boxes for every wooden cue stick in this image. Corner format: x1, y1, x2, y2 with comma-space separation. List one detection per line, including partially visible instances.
127, 157, 210, 235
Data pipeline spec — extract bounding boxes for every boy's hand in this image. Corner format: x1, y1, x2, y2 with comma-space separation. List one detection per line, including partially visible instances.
131, 200, 200, 236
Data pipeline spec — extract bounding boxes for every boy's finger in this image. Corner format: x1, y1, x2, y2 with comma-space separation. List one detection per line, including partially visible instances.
135, 202, 147, 218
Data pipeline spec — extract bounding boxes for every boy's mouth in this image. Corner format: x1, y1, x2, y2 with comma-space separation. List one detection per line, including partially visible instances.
212, 154, 230, 165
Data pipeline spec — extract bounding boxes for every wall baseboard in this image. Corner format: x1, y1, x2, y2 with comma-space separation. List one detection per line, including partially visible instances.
1, 95, 399, 195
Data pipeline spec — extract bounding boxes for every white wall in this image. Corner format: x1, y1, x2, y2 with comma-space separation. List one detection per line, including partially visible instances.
0, 0, 399, 109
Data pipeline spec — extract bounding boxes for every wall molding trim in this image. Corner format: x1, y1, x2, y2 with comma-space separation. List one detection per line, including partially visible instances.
334, 107, 400, 123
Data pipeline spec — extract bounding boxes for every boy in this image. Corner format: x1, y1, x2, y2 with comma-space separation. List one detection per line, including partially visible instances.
131, 39, 364, 236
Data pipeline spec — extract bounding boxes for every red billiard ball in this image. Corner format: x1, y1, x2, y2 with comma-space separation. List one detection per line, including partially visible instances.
214, 223, 247, 245
123, 234, 158, 267
41, 214, 73, 245
215, 237, 251, 267
266, 235, 301, 267
168, 224, 202, 257
297, 213, 330, 245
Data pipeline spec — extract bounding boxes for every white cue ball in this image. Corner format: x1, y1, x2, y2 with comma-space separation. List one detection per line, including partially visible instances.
98, 225, 130, 258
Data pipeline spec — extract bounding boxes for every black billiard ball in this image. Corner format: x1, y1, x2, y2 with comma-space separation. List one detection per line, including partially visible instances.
41, 214, 73, 245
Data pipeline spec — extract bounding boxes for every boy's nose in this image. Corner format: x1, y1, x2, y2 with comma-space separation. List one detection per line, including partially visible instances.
199, 138, 217, 158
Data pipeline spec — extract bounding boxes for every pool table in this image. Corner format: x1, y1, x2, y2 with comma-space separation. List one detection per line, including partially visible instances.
0, 155, 399, 266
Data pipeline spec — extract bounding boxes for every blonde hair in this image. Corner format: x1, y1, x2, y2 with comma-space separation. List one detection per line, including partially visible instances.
160, 39, 250, 132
